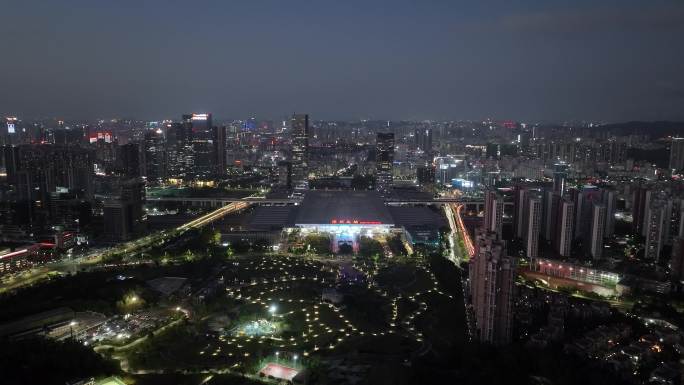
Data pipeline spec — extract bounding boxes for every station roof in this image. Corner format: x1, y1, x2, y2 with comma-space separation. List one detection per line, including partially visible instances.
388, 206, 447, 229
294, 190, 394, 225
244, 191, 447, 230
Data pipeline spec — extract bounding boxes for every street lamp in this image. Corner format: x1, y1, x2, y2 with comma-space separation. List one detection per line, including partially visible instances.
275, 351, 279, 363
69, 321, 77, 339
268, 304, 277, 320
293, 354, 298, 366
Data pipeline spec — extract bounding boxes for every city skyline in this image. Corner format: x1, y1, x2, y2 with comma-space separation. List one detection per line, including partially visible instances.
3, 2, 684, 384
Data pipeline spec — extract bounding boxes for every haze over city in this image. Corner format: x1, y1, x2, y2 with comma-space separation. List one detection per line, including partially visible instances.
3, 2, 684, 385
2, 0, 684, 121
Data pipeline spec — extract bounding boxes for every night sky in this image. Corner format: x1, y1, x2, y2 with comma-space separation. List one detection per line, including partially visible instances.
2, 0, 683, 122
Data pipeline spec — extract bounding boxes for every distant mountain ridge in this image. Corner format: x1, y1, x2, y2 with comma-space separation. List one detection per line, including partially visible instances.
599, 121, 684, 137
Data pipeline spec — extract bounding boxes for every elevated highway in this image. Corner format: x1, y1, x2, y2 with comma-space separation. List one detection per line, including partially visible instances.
146, 195, 495, 207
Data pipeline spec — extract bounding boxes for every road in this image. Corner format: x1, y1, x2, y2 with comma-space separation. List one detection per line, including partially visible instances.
0, 199, 253, 294
443, 204, 459, 264
177, 201, 251, 230
443, 203, 474, 265
443, 203, 476, 340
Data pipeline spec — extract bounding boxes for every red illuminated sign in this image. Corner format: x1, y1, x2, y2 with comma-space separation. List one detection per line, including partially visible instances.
330, 219, 382, 225
89, 131, 113, 143
502, 120, 516, 129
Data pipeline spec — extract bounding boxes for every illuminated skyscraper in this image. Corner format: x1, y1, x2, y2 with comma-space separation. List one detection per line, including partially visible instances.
143, 128, 166, 183
2, 116, 19, 146
290, 114, 309, 190
375, 132, 394, 196
166, 122, 189, 178
183, 113, 214, 179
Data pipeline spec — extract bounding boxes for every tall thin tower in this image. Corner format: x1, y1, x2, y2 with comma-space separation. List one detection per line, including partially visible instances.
290, 114, 309, 189
376, 132, 395, 197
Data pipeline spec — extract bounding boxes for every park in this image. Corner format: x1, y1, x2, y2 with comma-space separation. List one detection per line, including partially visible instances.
115, 252, 466, 382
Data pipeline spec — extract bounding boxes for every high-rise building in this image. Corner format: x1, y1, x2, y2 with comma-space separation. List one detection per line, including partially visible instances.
514, 186, 542, 239
588, 203, 607, 258
516, 126, 532, 155
552, 163, 569, 195
3, 145, 20, 181
663, 198, 684, 245
104, 178, 146, 241
554, 198, 574, 257
2, 116, 20, 146
376, 132, 394, 196
486, 143, 500, 160
4, 144, 94, 202
645, 200, 666, 261
669, 137, 684, 172
542, 190, 557, 242
523, 194, 542, 258
183, 113, 214, 179
165, 122, 190, 178
602, 188, 617, 237
414, 127, 433, 155
416, 164, 435, 187
277, 161, 292, 189
48, 188, 91, 233
514, 186, 528, 239
290, 114, 310, 190
434, 156, 463, 185
484, 189, 504, 237
572, 185, 602, 240
143, 128, 166, 183
632, 184, 652, 235
671, 237, 684, 282
213, 125, 226, 176
117, 142, 142, 178
469, 229, 516, 345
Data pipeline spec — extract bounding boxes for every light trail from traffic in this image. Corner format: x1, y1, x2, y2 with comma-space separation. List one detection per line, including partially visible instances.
445, 203, 475, 261
454, 204, 475, 258
177, 201, 251, 230
0, 199, 253, 293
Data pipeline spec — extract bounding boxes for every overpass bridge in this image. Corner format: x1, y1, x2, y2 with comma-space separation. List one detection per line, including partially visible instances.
145, 196, 494, 208
145, 196, 518, 213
